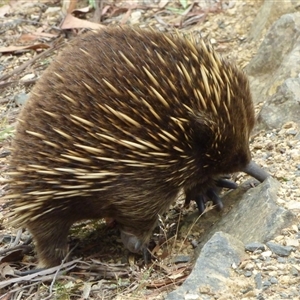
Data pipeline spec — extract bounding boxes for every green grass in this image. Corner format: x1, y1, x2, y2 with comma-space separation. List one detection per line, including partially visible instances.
0, 119, 14, 141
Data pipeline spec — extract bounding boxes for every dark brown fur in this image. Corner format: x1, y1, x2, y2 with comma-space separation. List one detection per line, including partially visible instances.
6, 27, 255, 268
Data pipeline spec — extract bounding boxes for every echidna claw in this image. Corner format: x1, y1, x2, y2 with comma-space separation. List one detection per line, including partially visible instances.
194, 194, 206, 213
142, 247, 150, 264
185, 176, 238, 214
215, 178, 238, 190
207, 188, 224, 211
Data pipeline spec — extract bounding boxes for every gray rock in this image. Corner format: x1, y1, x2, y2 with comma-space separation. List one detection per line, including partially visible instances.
246, 12, 300, 109
245, 242, 266, 252
14, 92, 28, 106
255, 273, 263, 289
266, 242, 294, 257
290, 266, 299, 276
244, 271, 252, 277
270, 277, 278, 284
277, 257, 286, 263
248, 0, 297, 42
247, 14, 300, 76
263, 280, 271, 290
171, 255, 191, 264
166, 178, 296, 299
165, 232, 245, 300
196, 177, 296, 250
256, 78, 300, 130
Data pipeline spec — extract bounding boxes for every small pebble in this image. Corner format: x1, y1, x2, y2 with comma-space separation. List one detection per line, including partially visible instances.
244, 263, 254, 270
269, 277, 278, 284
14, 93, 29, 106
241, 286, 253, 294
244, 271, 252, 277
262, 280, 271, 290
290, 266, 299, 276
254, 272, 262, 290
286, 129, 298, 136
266, 242, 293, 257
277, 257, 286, 263
245, 242, 266, 252
20, 73, 35, 81
256, 294, 265, 300
172, 255, 190, 264
285, 238, 299, 247
260, 250, 272, 258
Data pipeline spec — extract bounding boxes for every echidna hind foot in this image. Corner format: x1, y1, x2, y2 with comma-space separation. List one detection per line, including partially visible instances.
121, 230, 144, 253
28, 219, 72, 268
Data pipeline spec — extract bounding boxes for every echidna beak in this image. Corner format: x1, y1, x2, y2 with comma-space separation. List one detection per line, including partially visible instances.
243, 160, 270, 182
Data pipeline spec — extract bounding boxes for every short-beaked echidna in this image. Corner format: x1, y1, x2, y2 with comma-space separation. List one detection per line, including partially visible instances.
5, 27, 269, 268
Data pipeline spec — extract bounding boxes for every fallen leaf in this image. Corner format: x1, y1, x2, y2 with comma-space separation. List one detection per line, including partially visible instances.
0, 263, 15, 277
0, 5, 10, 17
72, 6, 91, 14
19, 32, 58, 42
0, 249, 24, 264
60, 13, 104, 30
0, 44, 50, 54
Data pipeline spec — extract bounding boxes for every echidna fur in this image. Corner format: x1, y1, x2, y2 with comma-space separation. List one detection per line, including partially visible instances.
5, 27, 269, 268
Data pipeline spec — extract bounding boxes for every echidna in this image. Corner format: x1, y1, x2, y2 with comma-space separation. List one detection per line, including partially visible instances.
5, 27, 269, 268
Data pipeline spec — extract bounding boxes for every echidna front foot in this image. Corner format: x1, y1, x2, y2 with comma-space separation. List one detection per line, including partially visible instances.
185, 161, 270, 214
185, 177, 238, 214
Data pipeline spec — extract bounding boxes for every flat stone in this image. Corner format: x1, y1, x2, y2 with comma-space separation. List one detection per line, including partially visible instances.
165, 232, 245, 300
196, 177, 296, 250
255, 272, 263, 289
266, 242, 294, 257
245, 242, 266, 252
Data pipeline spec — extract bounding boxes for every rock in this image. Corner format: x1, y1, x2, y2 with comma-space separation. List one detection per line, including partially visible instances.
247, 13, 300, 78
171, 255, 191, 264
245, 242, 266, 252
290, 266, 299, 276
196, 177, 296, 250
248, 0, 297, 42
262, 280, 271, 289
256, 78, 300, 130
168, 177, 297, 298
165, 232, 245, 300
246, 13, 300, 109
266, 241, 294, 257
14, 92, 28, 107
277, 257, 286, 263
244, 271, 252, 277
270, 277, 278, 284
254, 272, 263, 289
285, 238, 299, 247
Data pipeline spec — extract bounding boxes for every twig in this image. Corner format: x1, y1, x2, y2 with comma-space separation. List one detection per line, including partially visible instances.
49, 244, 78, 293
0, 259, 80, 289
0, 37, 64, 82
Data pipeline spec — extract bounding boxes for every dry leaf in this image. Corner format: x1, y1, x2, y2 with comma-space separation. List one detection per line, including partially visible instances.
0, 263, 15, 277
0, 44, 50, 54
61, 13, 104, 30
0, 5, 10, 17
